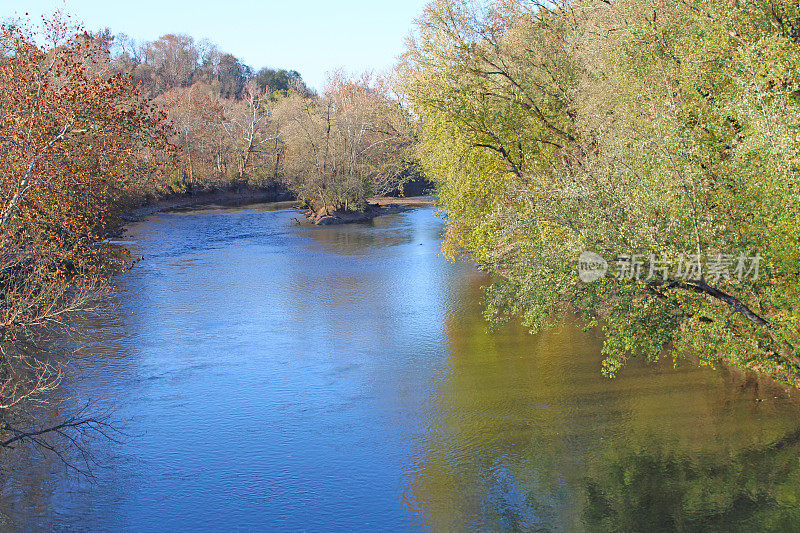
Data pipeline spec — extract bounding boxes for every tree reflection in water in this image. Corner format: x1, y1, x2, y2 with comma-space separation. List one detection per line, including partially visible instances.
408, 276, 800, 532
583, 430, 800, 532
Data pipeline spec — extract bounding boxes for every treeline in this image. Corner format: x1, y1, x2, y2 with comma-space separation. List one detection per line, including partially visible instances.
106, 32, 309, 100
89, 28, 418, 206
401, 0, 800, 384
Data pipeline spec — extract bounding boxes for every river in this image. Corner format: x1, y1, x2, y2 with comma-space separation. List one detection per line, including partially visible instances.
2, 202, 800, 531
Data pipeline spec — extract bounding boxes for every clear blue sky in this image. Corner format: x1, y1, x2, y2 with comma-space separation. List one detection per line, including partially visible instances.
8, 0, 431, 91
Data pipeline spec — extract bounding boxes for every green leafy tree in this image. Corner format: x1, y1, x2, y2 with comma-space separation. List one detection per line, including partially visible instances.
402, 0, 800, 384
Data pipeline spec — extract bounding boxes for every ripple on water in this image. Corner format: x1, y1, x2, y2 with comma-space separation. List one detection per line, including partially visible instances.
5, 203, 800, 532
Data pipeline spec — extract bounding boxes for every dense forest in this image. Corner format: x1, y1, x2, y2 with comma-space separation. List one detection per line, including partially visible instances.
1, 0, 800, 463
99, 26, 419, 205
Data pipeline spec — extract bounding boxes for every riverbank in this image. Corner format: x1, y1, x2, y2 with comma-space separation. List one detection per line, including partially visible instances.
118, 185, 295, 224
302, 196, 436, 225
119, 187, 435, 228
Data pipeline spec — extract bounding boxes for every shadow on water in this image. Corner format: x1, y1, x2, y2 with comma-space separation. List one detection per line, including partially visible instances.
1, 203, 799, 531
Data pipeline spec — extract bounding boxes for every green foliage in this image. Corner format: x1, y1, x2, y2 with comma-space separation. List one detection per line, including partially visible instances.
402, 0, 800, 384
253, 67, 310, 97
582, 435, 800, 532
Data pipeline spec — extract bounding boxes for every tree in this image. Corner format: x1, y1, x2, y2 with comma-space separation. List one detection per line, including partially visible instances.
277, 71, 417, 215
158, 82, 225, 186
402, 0, 800, 385
0, 15, 168, 448
141, 34, 199, 93
222, 80, 278, 181
254, 67, 309, 97
214, 53, 249, 99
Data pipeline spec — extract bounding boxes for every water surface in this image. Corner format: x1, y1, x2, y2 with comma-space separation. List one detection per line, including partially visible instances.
3, 203, 800, 531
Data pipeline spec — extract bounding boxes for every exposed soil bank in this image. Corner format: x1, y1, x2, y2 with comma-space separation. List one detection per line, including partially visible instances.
301, 196, 436, 225
117, 186, 433, 229
120, 185, 295, 223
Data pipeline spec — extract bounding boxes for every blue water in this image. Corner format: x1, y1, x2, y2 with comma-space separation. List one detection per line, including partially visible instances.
5, 203, 800, 532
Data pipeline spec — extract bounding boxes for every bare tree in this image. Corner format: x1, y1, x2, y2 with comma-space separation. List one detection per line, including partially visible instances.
276, 71, 417, 214
223, 81, 278, 180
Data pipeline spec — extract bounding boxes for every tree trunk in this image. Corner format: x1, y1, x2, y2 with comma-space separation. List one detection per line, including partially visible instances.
0, 158, 36, 228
